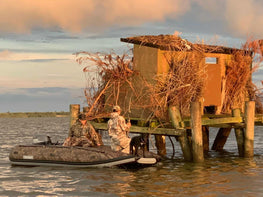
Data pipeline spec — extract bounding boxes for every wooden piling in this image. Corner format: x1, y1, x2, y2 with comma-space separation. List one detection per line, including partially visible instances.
244, 101, 255, 158
169, 106, 192, 161
70, 104, 80, 130
155, 135, 166, 156
211, 128, 231, 151
150, 121, 166, 156
190, 102, 204, 162
202, 126, 209, 153
232, 108, 244, 157
168, 106, 184, 128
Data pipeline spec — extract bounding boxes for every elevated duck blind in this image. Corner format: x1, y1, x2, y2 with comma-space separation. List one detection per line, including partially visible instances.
77, 34, 259, 121
116, 35, 253, 119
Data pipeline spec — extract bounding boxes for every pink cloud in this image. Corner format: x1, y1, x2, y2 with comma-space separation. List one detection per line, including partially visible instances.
0, 0, 190, 33
1, 0, 263, 38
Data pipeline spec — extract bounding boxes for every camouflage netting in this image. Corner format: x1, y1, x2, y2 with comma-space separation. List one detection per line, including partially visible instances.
75, 35, 263, 122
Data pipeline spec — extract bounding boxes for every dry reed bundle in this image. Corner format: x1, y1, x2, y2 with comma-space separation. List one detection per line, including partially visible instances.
221, 38, 263, 113
125, 34, 193, 51
75, 51, 136, 119
145, 49, 206, 119
244, 39, 263, 113
221, 50, 252, 112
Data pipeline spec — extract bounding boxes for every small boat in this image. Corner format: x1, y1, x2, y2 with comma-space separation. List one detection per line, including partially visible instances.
9, 142, 157, 168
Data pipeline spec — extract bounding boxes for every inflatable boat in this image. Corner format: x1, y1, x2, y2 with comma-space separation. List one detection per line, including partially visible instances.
9, 143, 157, 168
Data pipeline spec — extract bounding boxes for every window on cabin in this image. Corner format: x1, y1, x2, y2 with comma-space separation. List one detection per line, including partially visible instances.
205, 57, 218, 64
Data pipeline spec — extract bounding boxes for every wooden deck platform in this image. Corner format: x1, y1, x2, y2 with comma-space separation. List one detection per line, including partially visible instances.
90, 113, 263, 136
70, 102, 262, 163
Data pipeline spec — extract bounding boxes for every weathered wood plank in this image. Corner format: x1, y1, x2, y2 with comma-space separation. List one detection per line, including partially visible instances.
90, 113, 261, 136
183, 116, 243, 127
255, 114, 263, 125
202, 117, 243, 125
207, 123, 245, 128
90, 122, 185, 136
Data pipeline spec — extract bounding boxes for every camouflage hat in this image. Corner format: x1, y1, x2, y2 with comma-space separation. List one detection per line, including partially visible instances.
113, 105, 121, 112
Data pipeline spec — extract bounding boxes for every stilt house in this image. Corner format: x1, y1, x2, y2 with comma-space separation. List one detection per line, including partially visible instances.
119, 35, 252, 117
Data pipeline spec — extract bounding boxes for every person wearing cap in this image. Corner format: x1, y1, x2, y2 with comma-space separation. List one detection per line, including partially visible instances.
63, 113, 103, 147
107, 105, 131, 154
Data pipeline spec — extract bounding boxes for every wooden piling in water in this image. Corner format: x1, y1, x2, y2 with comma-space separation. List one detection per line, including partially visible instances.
149, 121, 166, 156
211, 128, 231, 151
190, 102, 204, 162
244, 101, 255, 158
232, 108, 245, 157
155, 135, 166, 156
169, 106, 192, 161
202, 126, 209, 153
69, 104, 80, 132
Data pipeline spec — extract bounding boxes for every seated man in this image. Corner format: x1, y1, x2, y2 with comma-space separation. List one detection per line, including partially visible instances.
107, 105, 131, 154
63, 113, 103, 147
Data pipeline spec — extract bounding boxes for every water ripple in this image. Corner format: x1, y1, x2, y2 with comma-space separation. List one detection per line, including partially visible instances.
0, 118, 262, 196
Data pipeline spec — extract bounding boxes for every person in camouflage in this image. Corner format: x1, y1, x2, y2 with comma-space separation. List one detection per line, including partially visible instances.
107, 105, 131, 154
63, 113, 103, 147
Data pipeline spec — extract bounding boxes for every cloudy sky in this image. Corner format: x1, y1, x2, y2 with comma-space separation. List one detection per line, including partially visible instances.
0, 0, 263, 112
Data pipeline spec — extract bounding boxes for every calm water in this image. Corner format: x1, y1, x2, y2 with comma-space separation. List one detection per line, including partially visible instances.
0, 117, 263, 197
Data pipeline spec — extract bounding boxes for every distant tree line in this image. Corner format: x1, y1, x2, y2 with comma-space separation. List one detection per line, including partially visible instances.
0, 111, 69, 118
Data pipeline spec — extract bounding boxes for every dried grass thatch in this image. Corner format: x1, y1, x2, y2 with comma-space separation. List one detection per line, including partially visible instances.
121, 34, 235, 54
244, 39, 263, 113
75, 51, 137, 119
145, 49, 207, 119
221, 50, 253, 112
221, 39, 263, 113
123, 34, 194, 51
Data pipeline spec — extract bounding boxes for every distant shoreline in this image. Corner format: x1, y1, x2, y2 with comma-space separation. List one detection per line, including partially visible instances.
0, 112, 70, 118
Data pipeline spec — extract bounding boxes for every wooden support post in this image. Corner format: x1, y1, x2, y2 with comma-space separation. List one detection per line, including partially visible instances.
232, 108, 245, 157
155, 135, 166, 156
178, 133, 192, 161
69, 104, 80, 135
244, 101, 255, 158
169, 106, 192, 161
168, 106, 184, 128
202, 126, 209, 153
190, 102, 204, 162
150, 121, 166, 156
211, 128, 231, 151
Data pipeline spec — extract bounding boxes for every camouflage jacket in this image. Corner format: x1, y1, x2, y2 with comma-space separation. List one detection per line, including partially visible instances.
107, 112, 130, 137
69, 120, 103, 146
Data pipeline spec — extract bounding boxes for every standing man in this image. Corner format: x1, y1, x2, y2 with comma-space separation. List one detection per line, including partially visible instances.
63, 113, 103, 147
107, 105, 131, 154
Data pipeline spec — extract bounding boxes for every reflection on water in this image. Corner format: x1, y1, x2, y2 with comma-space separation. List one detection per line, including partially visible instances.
0, 117, 262, 196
